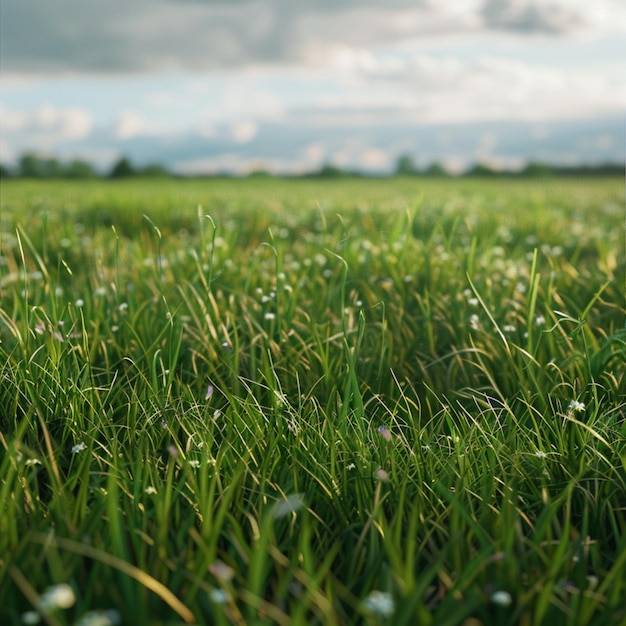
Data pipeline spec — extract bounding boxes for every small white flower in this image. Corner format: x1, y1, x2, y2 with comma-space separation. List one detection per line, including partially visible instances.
503, 325, 516, 333
363, 590, 395, 617
21, 611, 41, 624
188, 460, 201, 468
491, 590, 512, 607
209, 589, 228, 605
346, 463, 356, 470
144, 486, 157, 495
273, 493, 304, 519
71, 443, 87, 454
75, 299, 84, 307
375, 468, 390, 482
264, 312, 275, 320
535, 315, 546, 326
467, 297, 479, 306
39, 583, 76, 611
470, 314, 480, 330
25, 458, 42, 467
568, 400, 585, 413
209, 560, 235, 581
534, 451, 547, 459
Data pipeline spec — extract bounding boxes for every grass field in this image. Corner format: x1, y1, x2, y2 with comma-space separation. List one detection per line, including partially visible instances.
0, 176, 625, 626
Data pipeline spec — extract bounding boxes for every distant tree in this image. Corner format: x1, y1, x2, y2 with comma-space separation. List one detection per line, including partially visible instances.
19, 154, 39, 177
395, 153, 418, 176
0, 163, 12, 178
247, 168, 272, 178
64, 159, 97, 179
109, 157, 135, 178
316, 163, 348, 178
466, 162, 499, 177
19, 153, 62, 177
424, 162, 448, 177
521, 162, 553, 178
140, 164, 170, 178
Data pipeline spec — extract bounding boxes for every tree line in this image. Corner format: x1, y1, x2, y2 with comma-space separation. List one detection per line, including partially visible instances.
0, 154, 170, 180
0, 152, 622, 180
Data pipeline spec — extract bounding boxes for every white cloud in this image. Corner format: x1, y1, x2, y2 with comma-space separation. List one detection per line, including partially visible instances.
316, 51, 626, 123
0, 105, 93, 143
301, 142, 326, 166
231, 120, 258, 144
360, 147, 391, 170
3, 0, 624, 75
115, 111, 148, 140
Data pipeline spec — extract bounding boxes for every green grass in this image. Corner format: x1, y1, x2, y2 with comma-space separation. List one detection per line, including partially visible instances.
0, 176, 625, 625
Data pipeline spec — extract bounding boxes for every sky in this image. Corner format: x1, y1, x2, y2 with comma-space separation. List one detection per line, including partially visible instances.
1, 0, 625, 175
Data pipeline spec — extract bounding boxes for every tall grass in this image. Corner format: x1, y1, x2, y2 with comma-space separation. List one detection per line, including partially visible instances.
1, 177, 624, 625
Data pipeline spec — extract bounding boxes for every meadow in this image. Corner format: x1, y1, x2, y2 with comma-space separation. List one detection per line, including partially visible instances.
0, 176, 625, 626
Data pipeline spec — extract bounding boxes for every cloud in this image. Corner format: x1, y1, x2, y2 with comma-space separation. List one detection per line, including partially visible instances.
115, 112, 147, 140
2, 0, 622, 75
113, 111, 171, 140
310, 51, 626, 123
0, 105, 93, 142
231, 120, 258, 143
481, 0, 607, 34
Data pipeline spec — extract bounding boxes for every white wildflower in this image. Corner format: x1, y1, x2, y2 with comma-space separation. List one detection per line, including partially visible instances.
568, 400, 585, 413
362, 590, 395, 617
273, 493, 304, 519
375, 468, 389, 482
491, 590, 512, 607
209, 589, 228, 605
21, 611, 41, 624
39, 583, 75, 611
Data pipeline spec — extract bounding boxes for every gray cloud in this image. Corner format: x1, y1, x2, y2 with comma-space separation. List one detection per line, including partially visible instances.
1, 0, 298, 73
482, 0, 590, 33
1, 0, 617, 75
